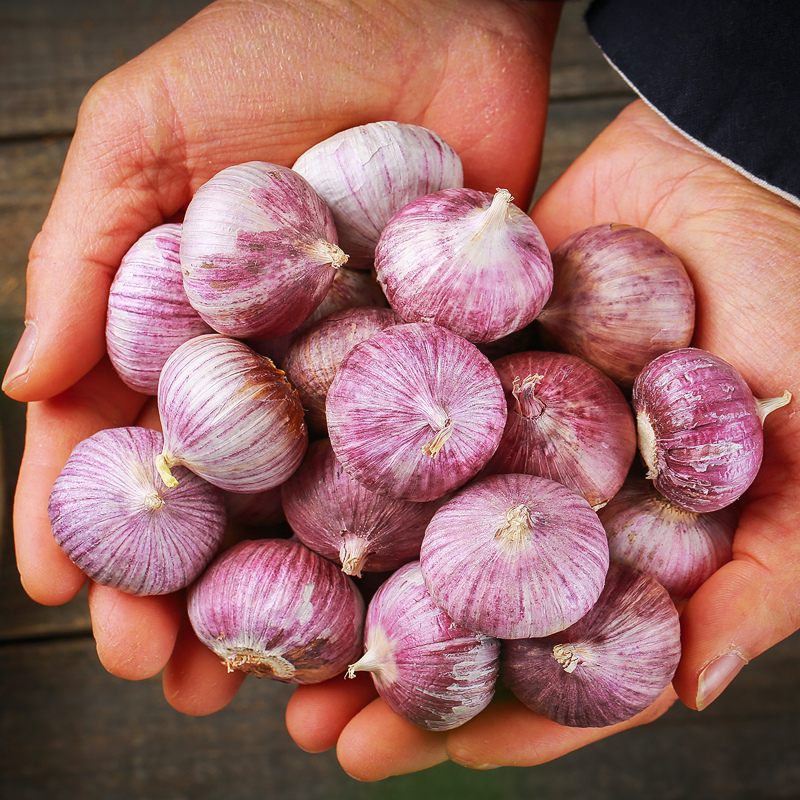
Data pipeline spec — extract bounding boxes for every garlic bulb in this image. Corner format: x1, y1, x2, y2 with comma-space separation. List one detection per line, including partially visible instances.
537, 223, 695, 389
48, 426, 226, 595
632, 347, 788, 512
598, 469, 737, 601
325, 322, 507, 502
347, 561, 499, 730
180, 161, 348, 339
284, 306, 403, 435
156, 334, 307, 493
375, 187, 553, 343
501, 561, 681, 728
188, 538, 365, 683
483, 350, 637, 509
292, 120, 463, 268
419, 473, 610, 639
281, 439, 440, 576
106, 223, 214, 394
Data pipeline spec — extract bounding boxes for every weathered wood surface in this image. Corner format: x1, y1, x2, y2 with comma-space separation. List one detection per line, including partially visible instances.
0, 1, 797, 798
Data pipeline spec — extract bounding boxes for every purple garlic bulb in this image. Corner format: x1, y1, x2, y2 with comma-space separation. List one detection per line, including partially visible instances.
502, 561, 681, 728
325, 322, 507, 502
283, 306, 403, 435
537, 223, 695, 389
48, 426, 226, 595
419, 473, 609, 639
281, 439, 440, 576
347, 561, 499, 730
598, 469, 737, 601
180, 161, 348, 339
106, 223, 214, 394
292, 120, 464, 268
156, 334, 307, 493
375, 187, 553, 343
187, 538, 365, 683
632, 347, 776, 512
483, 350, 637, 509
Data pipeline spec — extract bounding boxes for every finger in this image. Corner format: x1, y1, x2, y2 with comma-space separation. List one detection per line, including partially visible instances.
13, 358, 148, 605
88, 582, 183, 680
162, 614, 246, 715
445, 685, 678, 769
336, 697, 448, 781
285, 672, 378, 754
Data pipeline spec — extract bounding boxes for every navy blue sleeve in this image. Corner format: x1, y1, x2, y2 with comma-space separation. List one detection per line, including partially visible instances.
585, 0, 800, 206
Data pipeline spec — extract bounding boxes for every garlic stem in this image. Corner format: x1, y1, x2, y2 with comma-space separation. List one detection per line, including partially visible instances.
552, 642, 593, 674
310, 238, 349, 269
422, 417, 454, 457
636, 411, 659, 481
512, 374, 546, 419
339, 532, 370, 578
155, 453, 180, 488
346, 626, 398, 682
756, 389, 792, 424
494, 504, 533, 544
143, 492, 166, 511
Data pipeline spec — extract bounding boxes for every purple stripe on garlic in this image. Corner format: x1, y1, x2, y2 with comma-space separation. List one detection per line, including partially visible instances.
632, 347, 788, 512
157, 334, 307, 493
187, 538, 365, 683
48, 426, 226, 596
292, 121, 464, 269
180, 161, 347, 339
483, 350, 637, 509
419, 473, 610, 639
537, 223, 695, 389
375, 187, 553, 344
346, 561, 499, 731
106, 223, 214, 394
325, 322, 507, 502
281, 438, 440, 576
501, 561, 681, 728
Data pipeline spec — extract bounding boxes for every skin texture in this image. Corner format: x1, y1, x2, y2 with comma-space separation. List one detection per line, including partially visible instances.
4, 0, 800, 782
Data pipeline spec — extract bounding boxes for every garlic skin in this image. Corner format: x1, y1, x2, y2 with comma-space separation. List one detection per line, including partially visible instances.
157, 334, 307, 493
419, 473, 610, 639
326, 322, 507, 502
281, 439, 440, 576
598, 469, 737, 601
292, 121, 463, 269
375, 187, 553, 343
347, 561, 499, 731
632, 347, 769, 513
284, 306, 403, 435
180, 161, 348, 340
537, 223, 695, 389
501, 561, 681, 728
106, 223, 214, 394
48, 427, 226, 596
483, 351, 637, 509
187, 538, 365, 683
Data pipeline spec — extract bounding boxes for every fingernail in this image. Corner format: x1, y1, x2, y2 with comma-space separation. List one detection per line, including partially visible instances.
696, 651, 747, 711
2, 321, 38, 392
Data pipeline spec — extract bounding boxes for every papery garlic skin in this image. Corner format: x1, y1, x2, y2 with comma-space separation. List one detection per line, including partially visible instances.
632, 347, 766, 513
293, 121, 464, 269
375, 188, 553, 343
48, 427, 226, 596
419, 473, 609, 639
537, 223, 695, 389
347, 562, 499, 730
106, 223, 214, 394
484, 351, 636, 509
180, 161, 347, 339
326, 322, 507, 502
187, 538, 365, 683
157, 334, 307, 493
284, 306, 403, 435
598, 470, 737, 601
281, 439, 440, 576
501, 561, 681, 728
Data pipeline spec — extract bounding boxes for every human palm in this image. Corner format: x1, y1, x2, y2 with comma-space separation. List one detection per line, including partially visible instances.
5, 0, 561, 720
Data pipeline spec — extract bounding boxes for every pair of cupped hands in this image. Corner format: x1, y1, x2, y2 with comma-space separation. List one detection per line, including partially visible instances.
5, 0, 800, 781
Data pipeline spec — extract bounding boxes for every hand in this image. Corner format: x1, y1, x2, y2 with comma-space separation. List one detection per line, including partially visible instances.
3, 0, 561, 715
